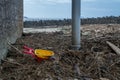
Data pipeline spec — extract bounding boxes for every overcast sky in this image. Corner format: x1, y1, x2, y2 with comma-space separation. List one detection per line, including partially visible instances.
24, 0, 120, 19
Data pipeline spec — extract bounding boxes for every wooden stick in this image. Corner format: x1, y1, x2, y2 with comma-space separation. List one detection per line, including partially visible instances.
110, 60, 120, 67
106, 41, 120, 55
2, 59, 23, 66
7, 41, 23, 54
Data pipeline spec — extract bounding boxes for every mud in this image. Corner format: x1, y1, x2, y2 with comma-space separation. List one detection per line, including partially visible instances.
0, 31, 120, 80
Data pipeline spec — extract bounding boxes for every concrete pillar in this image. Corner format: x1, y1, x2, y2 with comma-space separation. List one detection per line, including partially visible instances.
0, 0, 23, 63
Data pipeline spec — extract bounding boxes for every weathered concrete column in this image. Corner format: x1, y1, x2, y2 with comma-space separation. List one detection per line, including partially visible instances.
71, 0, 81, 50
0, 0, 23, 63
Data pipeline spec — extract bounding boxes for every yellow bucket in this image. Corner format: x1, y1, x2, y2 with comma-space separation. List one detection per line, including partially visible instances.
34, 49, 54, 59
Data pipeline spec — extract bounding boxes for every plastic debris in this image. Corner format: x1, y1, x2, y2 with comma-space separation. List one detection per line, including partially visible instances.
23, 45, 55, 62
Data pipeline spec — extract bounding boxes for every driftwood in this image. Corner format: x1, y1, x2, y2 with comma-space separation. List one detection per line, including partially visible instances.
7, 41, 23, 54
106, 41, 120, 55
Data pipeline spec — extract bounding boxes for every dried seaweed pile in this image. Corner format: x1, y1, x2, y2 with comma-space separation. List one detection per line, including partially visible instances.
0, 32, 120, 80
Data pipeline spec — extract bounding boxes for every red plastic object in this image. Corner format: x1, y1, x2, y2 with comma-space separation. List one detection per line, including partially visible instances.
23, 45, 54, 62
23, 46, 35, 58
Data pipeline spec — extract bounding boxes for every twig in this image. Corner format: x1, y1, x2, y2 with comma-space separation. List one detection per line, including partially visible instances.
110, 60, 120, 67
7, 41, 23, 54
74, 63, 81, 76
106, 41, 120, 55
88, 36, 106, 40
86, 53, 99, 72
2, 59, 23, 66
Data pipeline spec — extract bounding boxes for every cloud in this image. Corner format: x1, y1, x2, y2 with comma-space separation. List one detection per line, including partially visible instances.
46, 0, 97, 3
24, 0, 70, 5
45, 0, 97, 3
24, 0, 36, 5
24, 0, 98, 5
47, 0, 71, 3
82, 0, 97, 2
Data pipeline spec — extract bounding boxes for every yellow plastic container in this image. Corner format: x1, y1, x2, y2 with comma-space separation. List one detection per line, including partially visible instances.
34, 49, 54, 59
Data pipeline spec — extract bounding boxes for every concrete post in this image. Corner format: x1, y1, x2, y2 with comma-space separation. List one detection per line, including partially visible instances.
71, 0, 81, 50
0, 0, 23, 63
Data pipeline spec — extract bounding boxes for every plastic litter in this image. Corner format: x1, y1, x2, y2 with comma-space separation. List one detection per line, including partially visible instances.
23, 45, 55, 62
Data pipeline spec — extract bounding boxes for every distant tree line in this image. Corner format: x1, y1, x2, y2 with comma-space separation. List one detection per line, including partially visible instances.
24, 19, 71, 28
24, 16, 120, 27
81, 16, 120, 24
